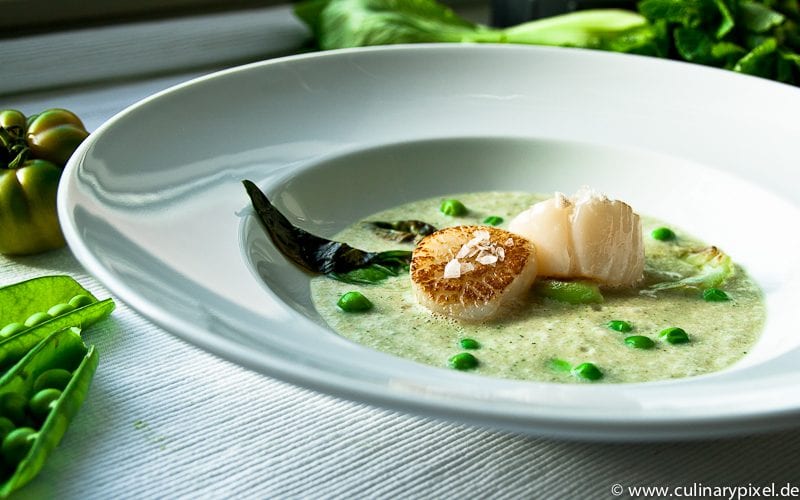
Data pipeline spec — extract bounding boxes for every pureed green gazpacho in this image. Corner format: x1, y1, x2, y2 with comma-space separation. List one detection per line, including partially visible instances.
310, 192, 765, 384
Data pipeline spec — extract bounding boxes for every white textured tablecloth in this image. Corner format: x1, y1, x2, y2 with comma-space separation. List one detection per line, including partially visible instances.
2, 71, 800, 500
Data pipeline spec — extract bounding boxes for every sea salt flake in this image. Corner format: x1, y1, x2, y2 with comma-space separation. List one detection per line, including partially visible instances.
473, 230, 490, 241
477, 254, 498, 265
444, 258, 461, 279
496, 247, 505, 261
505, 237, 514, 246
461, 262, 475, 273
456, 245, 471, 259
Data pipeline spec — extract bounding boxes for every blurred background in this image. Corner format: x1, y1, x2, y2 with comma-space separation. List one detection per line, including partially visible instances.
2, 1, 495, 95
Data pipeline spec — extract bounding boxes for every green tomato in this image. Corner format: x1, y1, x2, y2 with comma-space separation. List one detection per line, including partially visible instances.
0, 159, 65, 255
0, 110, 26, 135
0, 109, 28, 169
26, 109, 89, 167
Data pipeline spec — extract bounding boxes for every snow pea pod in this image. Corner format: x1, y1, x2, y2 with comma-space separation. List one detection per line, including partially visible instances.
0, 276, 114, 333
0, 276, 113, 372
0, 328, 97, 497
0, 298, 112, 374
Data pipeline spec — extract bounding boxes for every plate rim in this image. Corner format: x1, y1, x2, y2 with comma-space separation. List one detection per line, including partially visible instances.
59, 43, 800, 441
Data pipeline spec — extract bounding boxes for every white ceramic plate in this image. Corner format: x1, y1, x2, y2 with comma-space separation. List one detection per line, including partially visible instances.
59, 45, 800, 441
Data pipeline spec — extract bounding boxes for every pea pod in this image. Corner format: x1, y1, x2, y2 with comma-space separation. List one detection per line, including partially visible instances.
0, 328, 97, 497
0, 276, 114, 371
0, 276, 111, 327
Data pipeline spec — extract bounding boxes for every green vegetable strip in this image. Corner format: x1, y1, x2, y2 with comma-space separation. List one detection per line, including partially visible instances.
0, 328, 97, 498
0, 276, 99, 327
0, 299, 113, 373
534, 279, 604, 304
501, 9, 655, 50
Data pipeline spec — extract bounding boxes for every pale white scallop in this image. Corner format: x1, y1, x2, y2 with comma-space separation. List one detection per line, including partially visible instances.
508, 187, 644, 288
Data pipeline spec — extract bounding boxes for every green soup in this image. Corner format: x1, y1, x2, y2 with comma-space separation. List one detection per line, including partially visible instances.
310, 192, 765, 384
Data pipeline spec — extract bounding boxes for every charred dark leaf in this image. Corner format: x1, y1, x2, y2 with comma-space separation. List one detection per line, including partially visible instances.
365, 220, 437, 243
243, 180, 412, 276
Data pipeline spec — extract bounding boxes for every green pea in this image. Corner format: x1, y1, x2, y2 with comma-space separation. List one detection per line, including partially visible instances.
23, 312, 51, 328
440, 199, 467, 217
549, 358, 572, 373
624, 335, 655, 349
47, 302, 76, 317
0, 323, 27, 338
572, 362, 603, 381
703, 288, 730, 302
482, 216, 503, 226
68, 294, 94, 308
33, 368, 73, 392
29, 389, 61, 421
660, 327, 690, 344
0, 417, 15, 443
459, 338, 480, 350
606, 320, 633, 333
651, 227, 676, 241
336, 291, 373, 312
448, 352, 478, 370
2, 427, 36, 465
0, 393, 28, 425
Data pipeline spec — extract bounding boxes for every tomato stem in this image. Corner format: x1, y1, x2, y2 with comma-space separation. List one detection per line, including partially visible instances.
0, 127, 29, 170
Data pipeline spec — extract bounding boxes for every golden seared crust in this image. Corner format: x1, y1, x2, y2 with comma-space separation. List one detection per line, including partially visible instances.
410, 226, 536, 318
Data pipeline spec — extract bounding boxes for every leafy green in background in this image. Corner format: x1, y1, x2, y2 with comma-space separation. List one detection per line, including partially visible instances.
297, 0, 664, 55
295, 0, 800, 85
638, 0, 800, 82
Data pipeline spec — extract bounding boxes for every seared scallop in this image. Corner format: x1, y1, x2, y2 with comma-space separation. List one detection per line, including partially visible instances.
410, 226, 538, 322
508, 187, 643, 288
